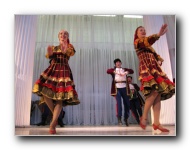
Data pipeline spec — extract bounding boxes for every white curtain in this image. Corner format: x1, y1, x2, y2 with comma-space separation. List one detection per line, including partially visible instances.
163, 15, 176, 79
143, 15, 176, 125
15, 15, 37, 126
31, 15, 143, 125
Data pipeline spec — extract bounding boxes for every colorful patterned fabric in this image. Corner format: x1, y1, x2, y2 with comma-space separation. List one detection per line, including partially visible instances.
32, 44, 80, 106
134, 34, 175, 100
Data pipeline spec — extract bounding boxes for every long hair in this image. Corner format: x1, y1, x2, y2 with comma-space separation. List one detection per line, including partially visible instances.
134, 26, 143, 42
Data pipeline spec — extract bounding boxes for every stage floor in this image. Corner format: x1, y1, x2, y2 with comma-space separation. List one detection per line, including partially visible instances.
15, 124, 175, 136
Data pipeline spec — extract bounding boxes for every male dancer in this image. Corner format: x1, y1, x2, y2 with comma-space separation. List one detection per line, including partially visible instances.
107, 58, 134, 126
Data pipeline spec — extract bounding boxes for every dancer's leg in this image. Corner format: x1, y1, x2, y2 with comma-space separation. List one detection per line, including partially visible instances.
152, 94, 161, 125
50, 100, 63, 130
141, 91, 158, 125
152, 94, 169, 132
43, 96, 54, 113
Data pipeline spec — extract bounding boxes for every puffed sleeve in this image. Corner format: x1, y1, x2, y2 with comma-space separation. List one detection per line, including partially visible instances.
134, 34, 163, 62
134, 34, 160, 49
66, 44, 76, 56
45, 46, 54, 59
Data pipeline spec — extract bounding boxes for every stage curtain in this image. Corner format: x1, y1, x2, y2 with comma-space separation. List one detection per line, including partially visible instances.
15, 15, 37, 126
163, 15, 176, 79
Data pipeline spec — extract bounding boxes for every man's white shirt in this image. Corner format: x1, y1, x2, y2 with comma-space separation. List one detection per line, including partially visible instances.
115, 68, 126, 88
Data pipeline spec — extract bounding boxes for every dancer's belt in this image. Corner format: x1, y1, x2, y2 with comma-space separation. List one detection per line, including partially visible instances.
115, 81, 126, 83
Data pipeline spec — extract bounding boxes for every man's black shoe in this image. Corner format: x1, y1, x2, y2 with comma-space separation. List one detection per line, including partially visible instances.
58, 119, 65, 127
36, 121, 46, 126
125, 119, 129, 126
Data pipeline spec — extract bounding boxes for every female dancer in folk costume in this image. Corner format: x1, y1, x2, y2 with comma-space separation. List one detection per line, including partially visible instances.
134, 24, 175, 132
33, 29, 80, 134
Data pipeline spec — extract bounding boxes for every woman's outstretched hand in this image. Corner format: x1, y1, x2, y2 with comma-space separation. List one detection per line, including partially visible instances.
47, 45, 53, 56
157, 24, 168, 37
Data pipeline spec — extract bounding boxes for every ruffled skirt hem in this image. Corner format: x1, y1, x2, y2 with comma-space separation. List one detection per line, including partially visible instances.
140, 76, 175, 100
32, 84, 80, 106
